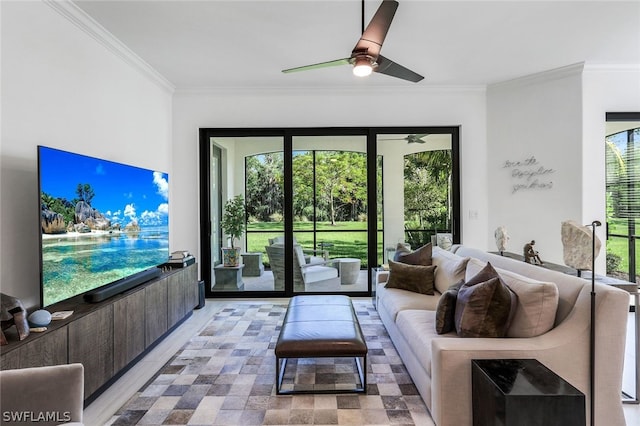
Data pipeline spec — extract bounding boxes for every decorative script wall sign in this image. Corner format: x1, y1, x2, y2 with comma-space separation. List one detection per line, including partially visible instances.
502, 156, 555, 194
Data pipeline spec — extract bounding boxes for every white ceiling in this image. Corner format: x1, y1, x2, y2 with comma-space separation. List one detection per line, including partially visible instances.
73, 0, 640, 90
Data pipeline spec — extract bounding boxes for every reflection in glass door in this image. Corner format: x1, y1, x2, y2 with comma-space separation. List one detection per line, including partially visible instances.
377, 132, 457, 258
210, 145, 222, 269
207, 136, 285, 294
292, 136, 368, 293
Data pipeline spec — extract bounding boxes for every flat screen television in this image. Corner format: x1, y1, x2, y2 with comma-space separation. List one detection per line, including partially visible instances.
38, 146, 169, 307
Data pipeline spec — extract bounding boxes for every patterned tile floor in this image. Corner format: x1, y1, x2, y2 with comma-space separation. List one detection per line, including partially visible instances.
106, 301, 433, 425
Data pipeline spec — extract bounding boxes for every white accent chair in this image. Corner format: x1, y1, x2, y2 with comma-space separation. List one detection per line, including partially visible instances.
0, 363, 84, 426
292, 244, 341, 291
266, 242, 341, 291
268, 236, 329, 262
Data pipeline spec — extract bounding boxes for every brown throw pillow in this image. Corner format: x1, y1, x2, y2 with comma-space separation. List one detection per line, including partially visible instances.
435, 280, 464, 334
454, 262, 517, 338
385, 260, 437, 295
393, 243, 433, 266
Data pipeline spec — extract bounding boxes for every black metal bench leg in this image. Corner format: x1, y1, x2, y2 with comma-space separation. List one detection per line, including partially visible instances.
355, 355, 366, 393
276, 357, 287, 395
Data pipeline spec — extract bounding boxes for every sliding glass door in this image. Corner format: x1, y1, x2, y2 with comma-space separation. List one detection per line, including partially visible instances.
291, 135, 368, 293
200, 134, 286, 295
199, 127, 459, 298
376, 130, 459, 263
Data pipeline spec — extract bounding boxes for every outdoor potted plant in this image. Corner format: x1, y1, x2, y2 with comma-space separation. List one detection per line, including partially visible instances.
220, 194, 246, 267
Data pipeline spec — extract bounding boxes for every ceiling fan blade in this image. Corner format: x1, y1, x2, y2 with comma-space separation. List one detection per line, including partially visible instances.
282, 58, 350, 74
353, 0, 398, 58
375, 55, 424, 83
405, 134, 430, 143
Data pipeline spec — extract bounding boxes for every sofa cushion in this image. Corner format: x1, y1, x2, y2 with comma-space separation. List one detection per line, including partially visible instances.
435, 280, 464, 334
395, 309, 457, 376
432, 247, 470, 294
466, 258, 559, 337
377, 283, 441, 321
455, 262, 517, 338
394, 243, 432, 266
385, 260, 437, 295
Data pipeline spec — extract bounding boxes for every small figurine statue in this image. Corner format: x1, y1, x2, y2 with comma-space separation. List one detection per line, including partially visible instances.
523, 240, 543, 265
494, 226, 510, 255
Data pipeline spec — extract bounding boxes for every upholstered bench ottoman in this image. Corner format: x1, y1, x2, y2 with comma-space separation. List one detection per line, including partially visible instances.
275, 295, 368, 394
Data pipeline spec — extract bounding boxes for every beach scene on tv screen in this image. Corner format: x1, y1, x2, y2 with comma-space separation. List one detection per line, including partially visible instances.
39, 147, 169, 307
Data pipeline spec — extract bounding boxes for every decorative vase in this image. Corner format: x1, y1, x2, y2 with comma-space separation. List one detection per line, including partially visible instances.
221, 247, 240, 267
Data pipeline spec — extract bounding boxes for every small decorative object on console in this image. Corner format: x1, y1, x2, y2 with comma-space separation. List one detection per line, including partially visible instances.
163, 250, 195, 269
51, 310, 74, 320
523, 240, 543, 265
494, 226, 510, 255
0, 293, 30, 344
561, 219, 601, 274
28, 309, 52, 327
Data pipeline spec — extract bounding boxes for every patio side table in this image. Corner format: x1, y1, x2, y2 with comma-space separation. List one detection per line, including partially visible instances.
334, 258, 360, 285
213, 264, 245, 291
241, 252, 264, 277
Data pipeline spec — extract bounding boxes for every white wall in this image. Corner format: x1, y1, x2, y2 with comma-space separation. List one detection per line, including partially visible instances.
487, 63, 640, 271
487, 64, 584, 264
172, 87, 488, 273
0, 1, 173, 310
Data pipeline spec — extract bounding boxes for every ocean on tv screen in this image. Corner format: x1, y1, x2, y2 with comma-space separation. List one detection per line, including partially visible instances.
39, 146, 169, 307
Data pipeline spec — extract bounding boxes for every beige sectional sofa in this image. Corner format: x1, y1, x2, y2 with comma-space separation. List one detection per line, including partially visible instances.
375, 245, 629, 426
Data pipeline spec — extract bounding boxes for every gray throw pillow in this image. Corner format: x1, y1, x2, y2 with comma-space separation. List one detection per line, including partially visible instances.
385, 260, 437, 295
454, 262, 517, 338
393, 243, 433, 266
435, 280, 464, 334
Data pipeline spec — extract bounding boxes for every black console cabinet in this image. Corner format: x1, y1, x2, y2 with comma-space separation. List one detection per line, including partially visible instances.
0, 264, 198, 402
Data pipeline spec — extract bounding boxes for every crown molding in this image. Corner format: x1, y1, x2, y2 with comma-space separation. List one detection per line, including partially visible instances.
488, 62, 585, 91
584, 63, 640, 73
173, 84, 486, 97
44, 0, 175, 93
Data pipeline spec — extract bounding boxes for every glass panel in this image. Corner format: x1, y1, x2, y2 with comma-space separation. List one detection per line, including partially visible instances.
377, 133, 453, 254
606, 235, 630, 279
212, 136, 285, 292
292, 136, 367, 293
377, 154, 385, 266
606, 125, 639, 282
210, 145, 222, 270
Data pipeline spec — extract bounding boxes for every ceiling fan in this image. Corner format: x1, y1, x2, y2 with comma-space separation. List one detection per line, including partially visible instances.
380, 134, 430, 143
282, 0, 424, 83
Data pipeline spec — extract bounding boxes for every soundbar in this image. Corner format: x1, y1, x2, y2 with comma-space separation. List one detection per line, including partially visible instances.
83, 267, 162, 303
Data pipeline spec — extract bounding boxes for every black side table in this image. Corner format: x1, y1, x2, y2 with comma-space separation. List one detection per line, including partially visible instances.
472, 359, 585, 426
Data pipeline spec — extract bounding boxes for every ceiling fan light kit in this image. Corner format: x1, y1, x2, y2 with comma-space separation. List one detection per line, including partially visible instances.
282, 0, 423, 83
353, 56, 374, 77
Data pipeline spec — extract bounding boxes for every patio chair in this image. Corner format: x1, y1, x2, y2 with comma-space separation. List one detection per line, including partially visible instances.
265, 244, 285, 291
268, 236, 329, 262
266, 243, 340, 291
293, 245, 341, 291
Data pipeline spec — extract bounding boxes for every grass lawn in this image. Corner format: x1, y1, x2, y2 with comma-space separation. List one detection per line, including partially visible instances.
606, 218, 639, 279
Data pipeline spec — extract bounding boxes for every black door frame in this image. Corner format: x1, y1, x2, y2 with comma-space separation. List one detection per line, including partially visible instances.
199, 126, 460, 298
606, 112, 640, 283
